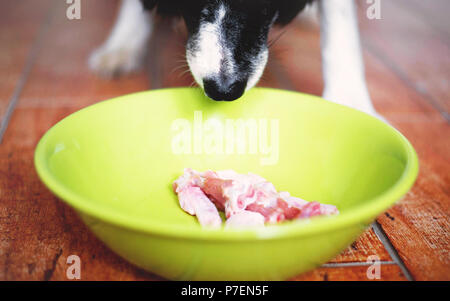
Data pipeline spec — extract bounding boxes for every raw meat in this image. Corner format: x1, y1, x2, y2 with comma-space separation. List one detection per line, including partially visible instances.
173, 168, 339, 228
225, 211, 265, 228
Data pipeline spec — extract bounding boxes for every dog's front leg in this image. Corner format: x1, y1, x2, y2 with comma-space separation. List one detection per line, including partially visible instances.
319, 0, 382, 119
89, 0, 153, 78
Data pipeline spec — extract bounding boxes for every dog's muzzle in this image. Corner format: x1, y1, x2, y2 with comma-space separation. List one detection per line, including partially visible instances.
203, 78, 247, 101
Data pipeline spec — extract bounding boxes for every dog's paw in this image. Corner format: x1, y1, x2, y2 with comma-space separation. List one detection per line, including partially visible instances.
88, 46, 143, 78
323, 89, 388, 123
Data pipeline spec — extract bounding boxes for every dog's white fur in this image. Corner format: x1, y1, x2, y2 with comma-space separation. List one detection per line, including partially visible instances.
89, 0, 153, 77
185, 4, 269, 92
90, 0, 380, 118
186, 5, 230, 89
319, 0, 377, 116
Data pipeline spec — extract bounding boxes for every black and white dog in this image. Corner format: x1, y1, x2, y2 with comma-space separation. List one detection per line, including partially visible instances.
89, 0, 380, 118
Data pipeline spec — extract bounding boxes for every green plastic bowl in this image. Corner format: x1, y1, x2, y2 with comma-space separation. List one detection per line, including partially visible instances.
34, 87, 418, 280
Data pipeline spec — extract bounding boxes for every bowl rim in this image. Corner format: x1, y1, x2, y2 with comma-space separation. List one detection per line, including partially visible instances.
34, 87, 419, 241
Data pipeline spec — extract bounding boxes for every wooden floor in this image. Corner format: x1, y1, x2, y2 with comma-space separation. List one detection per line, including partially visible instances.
0, 0, 449, 281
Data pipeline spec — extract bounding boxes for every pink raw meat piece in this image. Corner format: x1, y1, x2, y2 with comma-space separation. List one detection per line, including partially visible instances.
201, 170, 280, 219
246, 198, 302, 223
175, 185, 222, 228
279, 191, 339, 217
225, 211, 265, 228
173, 168, 339, 228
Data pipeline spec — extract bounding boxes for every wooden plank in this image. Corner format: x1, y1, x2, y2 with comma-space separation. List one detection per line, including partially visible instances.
358, 0, 450, 116
328, 228, 391, 263
15, 0, 149, 109
291, 264, 407, 281
0, 0, 52, 123
269, 21, 323, 95
0, 154, 159, 280
402, 0, 450, 43
377, 190, 450, 281
0, 0, 154, 281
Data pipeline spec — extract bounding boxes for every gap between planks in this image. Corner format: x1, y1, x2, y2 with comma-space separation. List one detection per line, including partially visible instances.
321, 261, 396, 268
355, 2, 450, 122
362, 40, 450, 122
372, 222, 414, 281
0, 3, 56, 143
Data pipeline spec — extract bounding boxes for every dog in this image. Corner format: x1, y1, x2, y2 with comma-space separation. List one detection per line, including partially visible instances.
89, 0, 380, 118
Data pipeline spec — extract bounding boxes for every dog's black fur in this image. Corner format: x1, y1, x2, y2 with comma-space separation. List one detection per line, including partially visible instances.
141, 0, 314, 26
140, 0, 314, 101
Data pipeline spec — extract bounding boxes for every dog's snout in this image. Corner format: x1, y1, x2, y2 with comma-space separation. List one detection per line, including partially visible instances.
203, 78, 247, 101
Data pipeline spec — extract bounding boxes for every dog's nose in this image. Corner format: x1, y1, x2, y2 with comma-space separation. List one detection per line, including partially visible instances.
203, 78, 247, 101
